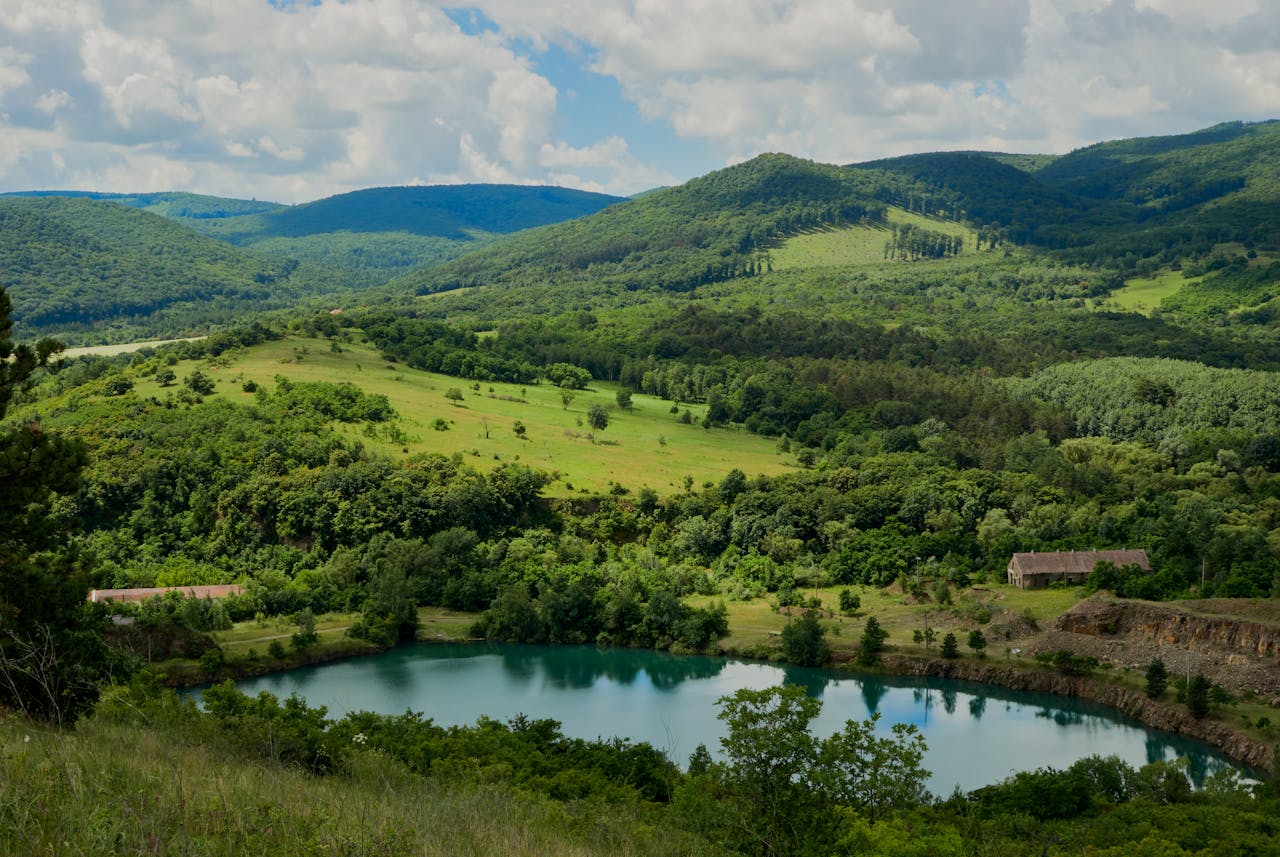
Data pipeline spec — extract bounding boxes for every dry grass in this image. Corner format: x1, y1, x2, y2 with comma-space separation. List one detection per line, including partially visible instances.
0, 713, 720, 857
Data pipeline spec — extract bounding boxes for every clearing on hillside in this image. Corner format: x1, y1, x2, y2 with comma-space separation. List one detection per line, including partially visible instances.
133, 336, 792, 496
771, 207, 981, 270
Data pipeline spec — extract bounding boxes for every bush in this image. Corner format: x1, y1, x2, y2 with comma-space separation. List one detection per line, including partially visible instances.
781, 610, 830, 667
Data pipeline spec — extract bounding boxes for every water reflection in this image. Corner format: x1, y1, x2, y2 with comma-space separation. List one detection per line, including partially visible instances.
495, 644, 729, 690
227, 642, 1247, 792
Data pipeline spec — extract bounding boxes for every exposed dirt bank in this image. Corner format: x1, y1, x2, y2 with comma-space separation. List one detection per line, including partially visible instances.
1032, 595, 1280, 700
876, 653, 1276, 775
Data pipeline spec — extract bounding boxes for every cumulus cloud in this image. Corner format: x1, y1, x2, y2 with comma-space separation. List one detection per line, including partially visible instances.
0, 0, 581, 199
0, 0, 1276, 201
475, 0, 1280, 162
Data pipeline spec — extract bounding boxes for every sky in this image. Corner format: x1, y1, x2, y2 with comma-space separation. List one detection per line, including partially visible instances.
0, 0, 1278, 203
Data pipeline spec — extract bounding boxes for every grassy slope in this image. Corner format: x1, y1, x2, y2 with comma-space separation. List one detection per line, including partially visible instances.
1102, 270, 1196, 314
771, 206, 980, 270
0, 713, 714, 857
133, 336, 791, 496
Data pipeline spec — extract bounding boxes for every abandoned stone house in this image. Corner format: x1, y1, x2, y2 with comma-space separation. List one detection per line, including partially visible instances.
1005, 549, 1151, 589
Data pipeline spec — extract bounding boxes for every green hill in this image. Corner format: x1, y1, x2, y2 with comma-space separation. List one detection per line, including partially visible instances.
201, 184, 624, 242
0, 197, 337, 341
8, 185, 626, 292
1, 189, 285, 220
389, 154, 903, 319
856, 120, 1280, 264
202, 184, 624, 284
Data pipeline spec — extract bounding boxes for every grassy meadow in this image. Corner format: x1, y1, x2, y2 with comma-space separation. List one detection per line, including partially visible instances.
697, 582, 1082, 661
771, 206, 980, 271
1101, 269, 1195, 315
133, 336, 792, 496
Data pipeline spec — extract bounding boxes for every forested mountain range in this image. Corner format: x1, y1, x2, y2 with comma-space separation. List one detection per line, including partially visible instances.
0, 196, 323, 339
0, 185, 623, 341
5, 120, 1278, 344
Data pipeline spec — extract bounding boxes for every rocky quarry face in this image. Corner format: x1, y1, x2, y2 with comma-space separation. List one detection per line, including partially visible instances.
1036, 595, 1280, 701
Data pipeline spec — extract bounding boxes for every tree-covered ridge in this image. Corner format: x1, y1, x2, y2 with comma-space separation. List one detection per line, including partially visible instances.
0, 196, 348, 341
197, 184, 625, 243
1, 189, 285, 220
394, 154, 896, 298
857, 120, 1280, 267
4, 185, 627, 308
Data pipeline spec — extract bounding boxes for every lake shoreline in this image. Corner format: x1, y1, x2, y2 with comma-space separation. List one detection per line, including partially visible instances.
165, 629, 1275, 777
869, 652, 1276, 774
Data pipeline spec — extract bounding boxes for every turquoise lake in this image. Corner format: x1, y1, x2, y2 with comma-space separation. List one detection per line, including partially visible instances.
231, 642, 1243, 794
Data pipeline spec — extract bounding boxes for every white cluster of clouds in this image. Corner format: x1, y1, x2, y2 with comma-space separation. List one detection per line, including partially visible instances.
0, 0, 1276, 201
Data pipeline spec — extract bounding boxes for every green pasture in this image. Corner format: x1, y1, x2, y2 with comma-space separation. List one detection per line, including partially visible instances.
1102, 269, 1194, 315
700, 582, 1084, 660
138, 336, 793, 496
771, 206, 980, 271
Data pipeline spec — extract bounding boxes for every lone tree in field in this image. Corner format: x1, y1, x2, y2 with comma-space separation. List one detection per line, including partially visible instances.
858, 616, 889, 665
184, 368, 216, 396
587, 403, 609, 433
940, 632, 960, 659
615, 389, 633, 410
967, 629, 987, 657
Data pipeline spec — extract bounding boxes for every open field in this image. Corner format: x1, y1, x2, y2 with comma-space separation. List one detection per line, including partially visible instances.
701, 582, 1082, 659
1103, 269, 1194, 314
58, 336, 206, 359
133, 336, 792, 496
771, 206, 980, 270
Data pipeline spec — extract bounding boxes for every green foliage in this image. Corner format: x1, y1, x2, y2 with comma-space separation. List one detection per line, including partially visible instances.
587, 403, 609, 433
857, 616, 889, 665
1187, 673, 1212, 718
0, 197, 337, 342
966, 628, 987, 655
939, 632, 960, 659
1145, 658, 1169, 699
0, 287, 113, 724
1036, 649, 1101, 675
780, 610, 830, 667
715, 685, 929, 854
838, 588, 860, 615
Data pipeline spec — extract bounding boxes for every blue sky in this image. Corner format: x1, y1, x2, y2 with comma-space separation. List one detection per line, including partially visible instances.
0, 1, 1277, 202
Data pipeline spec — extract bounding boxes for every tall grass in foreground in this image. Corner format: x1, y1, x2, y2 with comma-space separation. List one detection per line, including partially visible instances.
0, 713, 721, 857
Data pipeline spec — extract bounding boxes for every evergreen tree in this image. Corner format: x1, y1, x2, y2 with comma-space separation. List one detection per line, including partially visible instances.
0, 287, 111, 724
1187, 674, 1212, 719
857, 616, 889, 665
1145, 658, 1169, 699
940, 632, 960, 659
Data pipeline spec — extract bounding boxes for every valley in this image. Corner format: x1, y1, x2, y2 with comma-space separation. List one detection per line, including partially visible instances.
5, 120, 1280, 855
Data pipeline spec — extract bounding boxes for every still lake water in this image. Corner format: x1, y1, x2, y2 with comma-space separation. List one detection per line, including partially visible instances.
231, 642, 1242, 793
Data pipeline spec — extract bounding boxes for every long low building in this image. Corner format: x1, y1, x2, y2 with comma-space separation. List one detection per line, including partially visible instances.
1006, 550, 1150, 589
88, 584, 244, 603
